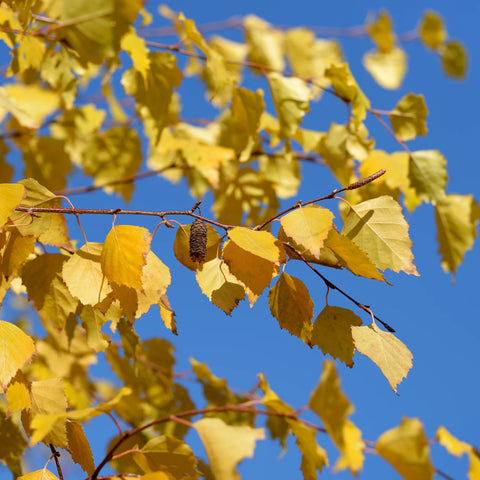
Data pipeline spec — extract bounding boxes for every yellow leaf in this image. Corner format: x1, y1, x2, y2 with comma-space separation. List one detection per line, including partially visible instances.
363, 47, 407, 90
121, 27, 150, 80
323, 228, 386, 281
101, 225, 151, 290
0, 320, 35, 389
268, 272, 313, 343
311, 306, 362, 367
0, 85, 59, 128
228, 227, 282, 263
194, 417, 265, 480
389, 93, 428, 141
63, 243, 112, 305
259, 151, 301, 199
418, 11, 447, 50
441, 41, 468, 78
67, 421, 95, 475
352, 322, 412, 393
6, 375, 31, 412
268, 72, 311, 138
366, 11, 396, 53
325, 63, 370, 126
196, 256, 245, 315
435, 194, 479, 273
437, 426, 472, 457
19, 469, 59, 480
409, 150, 447, 204
0, 183, 24, 227
1, 229, 35, 278
309, 360, 364, 474
341, 195, 418, 275
244, 15, 284, 71
80, 305, 108, 352
376, 417, 434, 480
280, 206, 334, 258
159, 293, 177, 335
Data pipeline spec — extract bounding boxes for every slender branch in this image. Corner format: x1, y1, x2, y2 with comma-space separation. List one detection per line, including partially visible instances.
255, 169, 386, 231
14, 206, 235, 231
283, 243, 395, 332
49, 444, 64, 480
369, 109, 412, 154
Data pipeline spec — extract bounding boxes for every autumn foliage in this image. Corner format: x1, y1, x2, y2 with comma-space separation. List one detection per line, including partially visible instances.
0, 2, 478, 480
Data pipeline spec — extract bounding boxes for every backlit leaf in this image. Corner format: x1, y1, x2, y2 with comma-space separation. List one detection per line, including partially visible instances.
196, 256, 245, 315
309, 360, 364, 474
367, 11, 395, 52
0, 183, 24, 227
341, 195, 418, 275
18, 469, 59, 480
363, 47, 407, 90
67, 421, 95, 475
227, 227, 283, 263
80, 305, 109, 352
0, 320, 35, 389
435, 194, 480, 273
101, 225, 151, 290
194, 417, 265, 480
409, 150, 447, 203
268, 72, 310, 138
376, 417, 434, 480
280, 206, 334, 258
352, 322, 412, 393
6, 375, 31, 412
311, 306, 362, 367
441, 41, 468, 78
268, 272, 314, 344
389, 93, 428, 141
63, 243, 112, 305
418, 11, 447, 50
121, 27, 151, 80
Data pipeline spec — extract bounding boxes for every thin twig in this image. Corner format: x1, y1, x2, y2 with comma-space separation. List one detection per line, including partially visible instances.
49, 444, 64, 480
283, 243, 395, 332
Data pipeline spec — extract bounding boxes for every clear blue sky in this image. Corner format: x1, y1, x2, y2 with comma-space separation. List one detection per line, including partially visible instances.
2, 1, 480, 479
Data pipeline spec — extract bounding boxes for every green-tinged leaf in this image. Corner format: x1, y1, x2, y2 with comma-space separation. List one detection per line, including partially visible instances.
133, 435, 199, 478
323, 228, 386, 281
258, 152, 301, 199
418, 11, 447, 50
63, 243, 112, 305
18, 469, 59, 480
29, 378, 68, 447
441, 41, 468, 78
0, 409, 27, 461
194, 417, 265, 480
0, 183, 25, 227
0, 321, 35, 389
219, 87, 265, 162
80, 305, 108, 352
173, 223, 221, 271
341, 195, 418, 275
1, 229, 35, 278
196, 256, 245, 315
389, 93, 428, 141
311, 306, 362, 367
352, 322, 412, 393
309, 360, 364, 474
67, 421, 95, 475
268, 72, 310, 138
122, 51, 182, 142
325, 63, 370, 126
409, 150, 447, 203
366, 10, 396, 53
56, 0, 140, 64
268, 272, 313, 344
101, 225, 151, 290
376, 417, 434, 480
363, 47, 407, 90
280, 205, 334, 258
435, 194, 480, 273
244, 15, 284, 71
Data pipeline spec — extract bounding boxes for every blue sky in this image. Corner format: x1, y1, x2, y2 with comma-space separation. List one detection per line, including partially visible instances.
2, 1, 480, 479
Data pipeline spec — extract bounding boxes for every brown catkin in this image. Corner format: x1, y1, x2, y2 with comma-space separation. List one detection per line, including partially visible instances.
189, 219, 207, 263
